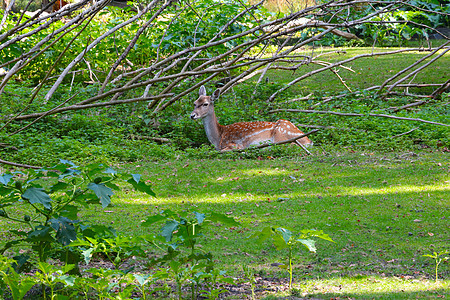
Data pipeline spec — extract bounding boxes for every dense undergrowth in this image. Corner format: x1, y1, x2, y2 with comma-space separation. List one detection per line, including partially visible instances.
1, 2, 449, 167
0, 79, 448, 167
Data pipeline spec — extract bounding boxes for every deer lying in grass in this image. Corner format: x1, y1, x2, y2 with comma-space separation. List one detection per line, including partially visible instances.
190, 86, 313, 152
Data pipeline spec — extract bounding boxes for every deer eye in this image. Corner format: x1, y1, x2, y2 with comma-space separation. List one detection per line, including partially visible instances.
203, 103, 208, 107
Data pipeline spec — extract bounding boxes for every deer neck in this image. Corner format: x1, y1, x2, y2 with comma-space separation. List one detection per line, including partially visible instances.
202, 110, 222, 150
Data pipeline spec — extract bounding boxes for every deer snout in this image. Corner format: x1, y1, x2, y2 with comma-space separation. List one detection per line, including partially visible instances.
190, 112, 198, 120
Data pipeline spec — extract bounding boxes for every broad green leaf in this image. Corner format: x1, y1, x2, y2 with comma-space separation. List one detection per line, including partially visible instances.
276, 227, 292, 244
59, 159, 77, 168
0, 174, 13, 185
161, 220, 179, 242
59, 168, 80, 179
59, 204, 79, 220
69, 239, 91, 247
126, 177, 155, 196
103, 167, 117, 174
85, 236, 98, 245
44, 171, 60, 178
296, 239, 317, 253
194, 212, 205, 225
22, 187, 52, 209
81, 248, 94, 264
130, 173, 141, 183
141, 214, 166, 227
105, 181, 120, 191
208, 212, 240, 226
134, 274, 151, 286
272, 233, 288, 250
301, 229, 335, 243
85, 163, 105, 177
249, 226, 272, 245
37, 261, 54, 274
50, 181, 70, 192
27, 225, 54, 243
12, 254, 30, 273
3, 273, 36, 300
59, 274, 75, 286
0, 185, 14, 197
51, 163, 71, 173
169, 260, 181, 273
87, 183, 114, 208
50, 217, 77, 246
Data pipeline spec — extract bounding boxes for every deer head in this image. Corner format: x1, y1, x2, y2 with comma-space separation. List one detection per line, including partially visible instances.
190, 86, 220, 120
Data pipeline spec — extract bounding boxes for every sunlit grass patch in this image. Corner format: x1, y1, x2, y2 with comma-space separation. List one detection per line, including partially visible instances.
341, 184, 450, 197
285, 276, 450, 299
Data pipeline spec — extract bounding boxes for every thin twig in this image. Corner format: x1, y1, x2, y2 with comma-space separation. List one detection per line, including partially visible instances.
8, 93, 79, 136
269, 109, 449, 127
391, 101, 427, 112
391, 127, 419, 139
0, 159, 41, 169
231, 129, 319, 152
5, 94, 174, 121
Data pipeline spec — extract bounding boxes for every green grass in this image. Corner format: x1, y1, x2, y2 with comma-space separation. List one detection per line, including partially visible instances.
30, 149, 446, 299
267, 276, 449, 299
0, 45, 448, 167
258, 46, 450, 96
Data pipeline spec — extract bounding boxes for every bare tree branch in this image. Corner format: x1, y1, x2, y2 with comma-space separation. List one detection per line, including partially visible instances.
0, 158, 41, 169
232, 129, 320, 152
269, 109, 449, 127
390, 127, 419, 139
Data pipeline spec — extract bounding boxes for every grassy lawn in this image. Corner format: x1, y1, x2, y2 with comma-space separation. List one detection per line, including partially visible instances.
257, 46, 450, 96
61, 148, 450, 299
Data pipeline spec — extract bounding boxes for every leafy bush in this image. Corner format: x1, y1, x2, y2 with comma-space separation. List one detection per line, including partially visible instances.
1, 1, 269, 84
1, 80, 448, 166
347, 0, 450, 45
0, 160, 154, 272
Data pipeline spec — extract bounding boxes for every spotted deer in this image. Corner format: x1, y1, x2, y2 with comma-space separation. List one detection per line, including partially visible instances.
190, 86, 313, 152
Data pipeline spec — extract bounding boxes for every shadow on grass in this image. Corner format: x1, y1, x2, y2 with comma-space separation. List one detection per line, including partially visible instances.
88, 152, 450, 283
127, 152, 449, 203
260, 274, 450, 299
0, 152, 448, 298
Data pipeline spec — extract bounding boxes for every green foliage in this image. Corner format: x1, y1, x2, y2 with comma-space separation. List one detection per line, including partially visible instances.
133, 0, 266, 63
0, 207, 240, 298
142, 209, 239, 299
347, 0, 450, 46
251, 226, 334, 289
0, 152, 449, 298
423, 250, 449, 282
34, 262, 76, 299
72, 234, 149, 269
0, 256, 35, 300
0, 160, 154, 271
1, 1, 269, 84
1, 80, 448, 166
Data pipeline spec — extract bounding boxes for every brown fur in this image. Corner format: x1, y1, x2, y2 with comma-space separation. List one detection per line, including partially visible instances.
191, 86, 312, 151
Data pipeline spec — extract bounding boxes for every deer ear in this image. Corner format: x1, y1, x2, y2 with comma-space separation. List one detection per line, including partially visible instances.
211, 89, 221, 101
199, 85, 206, 97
